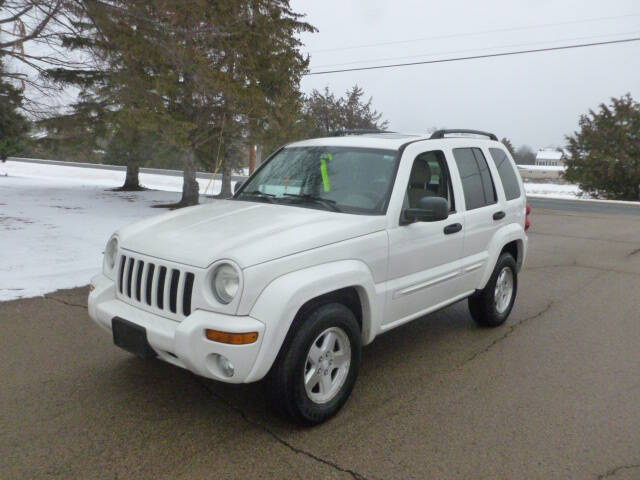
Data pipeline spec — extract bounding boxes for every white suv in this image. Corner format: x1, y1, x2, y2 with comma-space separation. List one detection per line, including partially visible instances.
89, 129, 529, 424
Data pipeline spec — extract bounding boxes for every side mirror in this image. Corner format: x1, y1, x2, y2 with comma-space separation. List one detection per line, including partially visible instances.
404, 196, 449, 223
233, 179, 246, 195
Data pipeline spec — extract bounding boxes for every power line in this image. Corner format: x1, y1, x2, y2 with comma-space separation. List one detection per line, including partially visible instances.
304, 36, 640, 76
304, 13, 640, 54
311, 30, 640, 70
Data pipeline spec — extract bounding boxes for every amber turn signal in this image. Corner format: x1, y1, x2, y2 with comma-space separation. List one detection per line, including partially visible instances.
205, 329, 258, 345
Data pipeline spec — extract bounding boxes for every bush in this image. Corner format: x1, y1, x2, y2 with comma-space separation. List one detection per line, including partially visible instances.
565, 94, 640, 200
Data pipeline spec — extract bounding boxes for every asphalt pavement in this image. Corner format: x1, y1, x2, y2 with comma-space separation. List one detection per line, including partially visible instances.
2, 205, 640, 479
528, 196, 640, 216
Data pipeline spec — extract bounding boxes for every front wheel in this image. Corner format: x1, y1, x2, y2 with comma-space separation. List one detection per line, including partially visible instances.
468, 253, 518, 327
264, 303, 361, 425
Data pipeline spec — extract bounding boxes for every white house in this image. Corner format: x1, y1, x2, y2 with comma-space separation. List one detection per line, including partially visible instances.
536, 148, 566, 167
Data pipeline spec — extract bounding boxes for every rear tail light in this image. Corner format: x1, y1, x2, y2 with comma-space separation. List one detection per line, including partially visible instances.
525, 203, 531, 231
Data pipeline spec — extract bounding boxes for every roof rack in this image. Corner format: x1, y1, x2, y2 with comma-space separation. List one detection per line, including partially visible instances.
330, 129, 395, 137
429, 129, 498, 141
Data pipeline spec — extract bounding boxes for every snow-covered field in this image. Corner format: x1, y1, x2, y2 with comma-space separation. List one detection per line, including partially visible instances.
0, 161, 234, 301
1, 159, 585, 301
523, 182, 583, 199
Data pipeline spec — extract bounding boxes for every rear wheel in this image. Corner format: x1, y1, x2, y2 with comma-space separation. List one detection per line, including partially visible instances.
468, 253, 518, 327
264, 303, 361, 425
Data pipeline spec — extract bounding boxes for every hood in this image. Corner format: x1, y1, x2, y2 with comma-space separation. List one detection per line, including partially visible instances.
118, 200, 386, 269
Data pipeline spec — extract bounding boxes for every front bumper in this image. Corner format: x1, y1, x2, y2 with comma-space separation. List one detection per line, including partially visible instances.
89, 274, 265, 383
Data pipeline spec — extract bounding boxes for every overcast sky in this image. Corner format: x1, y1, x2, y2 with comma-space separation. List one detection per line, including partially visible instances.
291, 0, 640, 150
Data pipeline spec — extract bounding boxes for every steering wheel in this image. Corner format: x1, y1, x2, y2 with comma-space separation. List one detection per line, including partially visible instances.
344, 190, 383, 209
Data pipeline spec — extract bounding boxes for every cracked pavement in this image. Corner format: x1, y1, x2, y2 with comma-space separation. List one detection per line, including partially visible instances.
2, 206, 640, 479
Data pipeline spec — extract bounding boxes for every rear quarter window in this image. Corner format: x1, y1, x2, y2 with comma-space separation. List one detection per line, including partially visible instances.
489, 148, 522, 200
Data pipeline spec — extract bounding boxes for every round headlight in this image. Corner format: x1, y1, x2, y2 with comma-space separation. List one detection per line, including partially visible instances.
212, 264, 239, 304
104, 236, 118, 272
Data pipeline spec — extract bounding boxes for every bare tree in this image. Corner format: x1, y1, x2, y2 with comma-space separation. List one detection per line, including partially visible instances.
0, 0, 84, 109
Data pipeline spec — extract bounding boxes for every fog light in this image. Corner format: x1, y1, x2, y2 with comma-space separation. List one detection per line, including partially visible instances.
218, 355, 234, 377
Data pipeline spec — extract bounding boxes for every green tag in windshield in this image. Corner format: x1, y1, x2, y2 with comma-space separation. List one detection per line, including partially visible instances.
320, 153, 332, 192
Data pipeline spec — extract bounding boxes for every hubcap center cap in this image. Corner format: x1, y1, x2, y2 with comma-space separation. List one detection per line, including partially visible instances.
319, 354, 331, 372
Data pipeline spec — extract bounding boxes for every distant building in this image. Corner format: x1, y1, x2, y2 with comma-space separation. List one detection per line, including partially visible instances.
536, 148, 566, 167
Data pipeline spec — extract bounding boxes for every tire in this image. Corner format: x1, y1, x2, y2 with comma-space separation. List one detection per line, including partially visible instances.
468, 252, 518, 327
264, 303, 361, 425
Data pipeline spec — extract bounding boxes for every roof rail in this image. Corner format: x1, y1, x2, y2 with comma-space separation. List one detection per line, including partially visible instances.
429, 129, 498, 141
330, 129, 395, 137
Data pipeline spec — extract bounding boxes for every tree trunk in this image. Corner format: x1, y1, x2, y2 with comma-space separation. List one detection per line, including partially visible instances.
249, 143, 256, 175
180, 150, 200, 206
121, 162, 141, 190
220, 161, 232, 198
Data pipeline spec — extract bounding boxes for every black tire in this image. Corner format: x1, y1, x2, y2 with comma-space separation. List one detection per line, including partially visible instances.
468, 253, 518, 327
264, 303, 361, 425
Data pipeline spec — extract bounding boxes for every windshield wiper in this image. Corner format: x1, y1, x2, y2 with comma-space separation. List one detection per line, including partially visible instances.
282, 193, 342, 212
239, 190, 275, 203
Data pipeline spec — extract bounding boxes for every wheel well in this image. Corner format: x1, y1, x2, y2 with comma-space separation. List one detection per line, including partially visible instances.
296, 287, 363, 332
500, 240, 521, 268
267, 287, 365, 380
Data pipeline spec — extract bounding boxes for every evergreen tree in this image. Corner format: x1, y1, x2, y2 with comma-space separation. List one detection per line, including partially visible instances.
500, 137, 515, 157
301, 85, 388, 137
50, 0, 314, 206
342, 85, 388, 132
565, 94, 640, 200
0, 60, 28, 162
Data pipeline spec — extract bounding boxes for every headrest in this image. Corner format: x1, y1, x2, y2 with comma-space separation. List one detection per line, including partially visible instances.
409, 160, 431, 189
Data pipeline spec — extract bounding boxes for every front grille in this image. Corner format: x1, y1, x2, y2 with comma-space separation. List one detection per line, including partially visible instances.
117, 253, 195, 318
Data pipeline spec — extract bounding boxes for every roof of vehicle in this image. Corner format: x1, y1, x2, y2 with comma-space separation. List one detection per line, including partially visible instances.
286, 131, 503, 151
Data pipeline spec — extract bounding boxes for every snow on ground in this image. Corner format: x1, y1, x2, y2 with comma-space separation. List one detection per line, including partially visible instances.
0, 159, 587, 301
0, 160, 234, 301
523, 182, 584, 200
517, 164, 566, 172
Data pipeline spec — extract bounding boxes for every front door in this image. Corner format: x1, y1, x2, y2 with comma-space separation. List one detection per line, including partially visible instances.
383, 148, 466, 330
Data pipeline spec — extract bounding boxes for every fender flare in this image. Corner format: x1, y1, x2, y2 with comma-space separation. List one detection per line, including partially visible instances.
244, 259, 380, 382
477, 224, 527, 290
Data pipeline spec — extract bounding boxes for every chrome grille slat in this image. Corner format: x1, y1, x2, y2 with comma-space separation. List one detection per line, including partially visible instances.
176, 270, 186, 316
140, 262, 150, 304
145, 263, 155, 306
162, 267, 171, 313
150, 263, 159, 307
115, 252, 195, 320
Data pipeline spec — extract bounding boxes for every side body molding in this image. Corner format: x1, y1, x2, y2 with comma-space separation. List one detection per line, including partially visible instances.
244, 260, 381, 382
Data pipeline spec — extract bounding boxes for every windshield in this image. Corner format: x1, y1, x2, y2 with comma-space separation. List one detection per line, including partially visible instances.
235, 146, 398, 215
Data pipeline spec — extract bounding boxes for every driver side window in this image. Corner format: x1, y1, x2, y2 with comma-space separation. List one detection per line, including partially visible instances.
403, 150, 454, 211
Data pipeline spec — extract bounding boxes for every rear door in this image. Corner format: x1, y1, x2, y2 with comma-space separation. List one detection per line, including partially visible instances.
451, 146, 505, 291
486, 146, 526, 230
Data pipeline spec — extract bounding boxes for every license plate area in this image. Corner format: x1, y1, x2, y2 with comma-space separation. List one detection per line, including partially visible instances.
112, 317, 156, 358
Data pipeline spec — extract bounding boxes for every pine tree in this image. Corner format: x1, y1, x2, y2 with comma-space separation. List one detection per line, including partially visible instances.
565, 94, 640, 200
0, 60, 28, 162
342, 85, 388, 132
500, 137, 516, 158
301, 85, 388, 137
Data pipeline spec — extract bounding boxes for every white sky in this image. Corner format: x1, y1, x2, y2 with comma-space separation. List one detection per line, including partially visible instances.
292, 0, 640, 149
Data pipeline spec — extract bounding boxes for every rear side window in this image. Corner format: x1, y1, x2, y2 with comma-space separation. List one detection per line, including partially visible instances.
453, 147, 497, 210
489, 148, 521, 200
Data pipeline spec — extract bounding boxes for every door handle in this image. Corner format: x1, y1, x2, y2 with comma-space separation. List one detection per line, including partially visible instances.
493, 211, 506, 221
444, 223, 462, 235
